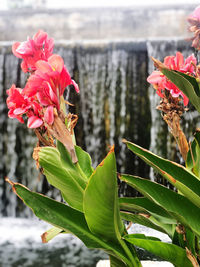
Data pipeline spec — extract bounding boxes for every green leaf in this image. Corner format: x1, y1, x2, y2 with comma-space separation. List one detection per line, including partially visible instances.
11, 182, 131, 266
124, 234, 193, 267
124, 140, 200, 209
186, 131, 200, 178
110, 255, 128, 267
120, 175, 200, 237
38, 146, 85, 211
83, 149, 142, 267
127, 233, 161, 241
119, 197, 175, 224
120, 211, 173, 237
161, 68, 200, 112
185, 228, 196, 256
84, 148, 124, 242
75, 146, 94, 178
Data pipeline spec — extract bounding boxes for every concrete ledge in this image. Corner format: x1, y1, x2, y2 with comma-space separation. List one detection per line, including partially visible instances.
96, 260, 174, 267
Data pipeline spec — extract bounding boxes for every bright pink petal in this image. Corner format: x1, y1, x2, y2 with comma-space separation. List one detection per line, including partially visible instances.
27, 116, 43, 128
71, 79, 80, 93
175, 52, 184, 69
21, 61, 28, 73
35, 60, 52, 73
16, 41, 33, 55
13, 107, 27, 115
12, 42, 22, 58
147, 71, 163, 84
36, 92, 50, 106
183, 95, 189, 106
47, 82, 59, 106
44, 106, 54, 125
164, 56, 177, 70
192, 6, 200, 20
48, 54, 64, 73
33, 30, 47, 46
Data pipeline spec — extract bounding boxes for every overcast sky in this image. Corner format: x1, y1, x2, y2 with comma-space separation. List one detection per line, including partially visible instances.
1, 0, 200, 10
46, 0, 200, 8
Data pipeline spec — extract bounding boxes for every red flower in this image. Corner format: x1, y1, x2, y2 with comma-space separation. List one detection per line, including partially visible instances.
7, 31, 80, 129
6, 84, 43, 128
147, 52, 197, 106
7, 84, 30, 123
12, 30, 54, 73
24, 54, 79, 111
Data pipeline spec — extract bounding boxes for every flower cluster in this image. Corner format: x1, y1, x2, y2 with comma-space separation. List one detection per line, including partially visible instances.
187, 5, 200, 50
147, 52, 197, 106
7, 30, 79, 128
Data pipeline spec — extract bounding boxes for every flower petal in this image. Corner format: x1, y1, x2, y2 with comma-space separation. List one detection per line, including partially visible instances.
35, 60, 52, 73
48, 54, 64, 73
71, 79, 80, 93
27, 116, 43, 128
12, 42, 22, 58
33, 30, 47, 46
147, 71, 163, 84
44, 106, 54, 125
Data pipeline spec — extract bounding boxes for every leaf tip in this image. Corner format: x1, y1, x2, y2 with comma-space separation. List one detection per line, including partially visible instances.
151, 57, 166, 71
5, 177, 17, 194
41, 232, 48, 243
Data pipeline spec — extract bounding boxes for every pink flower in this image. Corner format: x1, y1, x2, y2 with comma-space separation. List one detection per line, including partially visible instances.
187, 6, 200, 49
7, 31, 80, 129
6, 84, 43, 128
12, 30, 54, 73
7, 84, 30, 123
24, 54, 79, 111
147, 52, 197, 106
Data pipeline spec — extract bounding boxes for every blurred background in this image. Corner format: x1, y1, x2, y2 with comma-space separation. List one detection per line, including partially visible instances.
0, 0, 200, 266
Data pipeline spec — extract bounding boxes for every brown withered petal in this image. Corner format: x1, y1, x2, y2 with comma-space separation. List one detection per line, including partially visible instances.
186, 247, 199, 267
46, 112, 78, 164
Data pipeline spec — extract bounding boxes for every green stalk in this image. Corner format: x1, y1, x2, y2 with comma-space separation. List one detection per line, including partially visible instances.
119, 238, 142, 267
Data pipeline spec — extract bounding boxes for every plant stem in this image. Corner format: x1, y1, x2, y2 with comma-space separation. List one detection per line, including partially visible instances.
119, 238, 142, 267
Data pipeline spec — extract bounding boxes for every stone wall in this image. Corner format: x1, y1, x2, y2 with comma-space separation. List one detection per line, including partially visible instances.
0, 4, 196, 41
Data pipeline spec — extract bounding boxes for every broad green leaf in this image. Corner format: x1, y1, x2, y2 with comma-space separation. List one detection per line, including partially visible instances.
75, 146, 94, 178
83, 149, 142, 267
124, 234, 193, 267
126, 233, 161, 241
10, 181, 131, 266
120, 175, 200, 237
161, 68, 200, 112
84, 147, 124, 242
119, 197, 175, 224
38, 146, 85, 211
124, 140, 200, 209
57, 141, 93, 179
120, 211, 173, 237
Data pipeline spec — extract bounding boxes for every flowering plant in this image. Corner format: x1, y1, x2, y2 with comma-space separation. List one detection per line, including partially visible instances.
6, 6, 200, 267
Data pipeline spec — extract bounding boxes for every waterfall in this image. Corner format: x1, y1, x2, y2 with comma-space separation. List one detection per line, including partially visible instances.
1, 39, 198, 217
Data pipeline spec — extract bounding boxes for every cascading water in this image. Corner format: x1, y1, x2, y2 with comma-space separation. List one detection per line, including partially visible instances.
1, 39, 199, 217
